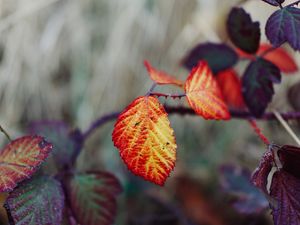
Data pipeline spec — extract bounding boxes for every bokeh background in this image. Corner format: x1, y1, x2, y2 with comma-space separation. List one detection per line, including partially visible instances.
0, 0, 299, 224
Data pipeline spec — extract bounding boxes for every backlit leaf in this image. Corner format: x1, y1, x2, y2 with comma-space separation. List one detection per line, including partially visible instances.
144, 60, 184, 88
262, 0, 285, 6
216, 69, 245, 109
5, 176, 64, 225
266, 6, 300, 51
182, 43, 238, 74
227, 7, 260, 54
30, 121, 82, 167
0, 136, 52, 192
257, 44, 298, 73
242, 58, 281, 117
67, 172, 122, 225
236, 44, 298, 73
185, 61, 230, 120
112, 96, 177, 185
220, 165, 268, 214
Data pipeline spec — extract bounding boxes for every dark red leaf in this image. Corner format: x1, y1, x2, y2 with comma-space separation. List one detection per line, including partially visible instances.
251, 148, 274, 194
270, 170, 300, 225
242, 58, 281, 117
227, 7, 260, 54
277, 145, 300, 180
182, 43, 238, 74
266, 6, 300, 51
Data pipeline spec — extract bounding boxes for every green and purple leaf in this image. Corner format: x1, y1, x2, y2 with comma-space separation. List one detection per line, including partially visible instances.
262, 0, 285, 6
5, 176, 64, 225
182, 43, 238, 74
0, 136, 52, 192
266, 6, 300, 51
288, 81, 300, 110
30, 121, 83, 167
67, 171, 122, 225
227, 8, 260, 54
242, 58, 281, 117
220, 165, 268, 214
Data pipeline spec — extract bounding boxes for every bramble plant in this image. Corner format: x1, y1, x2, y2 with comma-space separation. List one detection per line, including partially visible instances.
0, 0, 300, 224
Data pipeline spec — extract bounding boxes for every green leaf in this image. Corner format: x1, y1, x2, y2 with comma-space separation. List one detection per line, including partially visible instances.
67, 171, 122, 225
5, 176, 65, 225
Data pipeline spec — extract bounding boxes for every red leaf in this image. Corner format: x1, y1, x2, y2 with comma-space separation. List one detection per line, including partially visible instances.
184, 61, 230, 120
236, 44, 298, 73
216, 69, 245, 109
144, 61, 184, 88
257, 44, 298, 73
0, 136, 52, 192
112, 96, 177, 185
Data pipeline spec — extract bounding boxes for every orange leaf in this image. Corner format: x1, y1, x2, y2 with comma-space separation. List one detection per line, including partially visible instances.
257, 44, 298, 73
216, 69, 245, 109
184, 61, 230, 120
112, 96, 176, 185
236, 44, 298, 73
144, 60, 184, 88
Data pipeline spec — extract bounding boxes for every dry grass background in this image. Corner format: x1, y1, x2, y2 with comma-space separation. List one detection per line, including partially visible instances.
0, 0, 299, 223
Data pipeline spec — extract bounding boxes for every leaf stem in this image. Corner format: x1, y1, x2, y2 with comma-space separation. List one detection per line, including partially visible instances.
273, 110, 300, 146
82, 106, 300, 141
0, 125, 11, 141
248, 119, 270, 145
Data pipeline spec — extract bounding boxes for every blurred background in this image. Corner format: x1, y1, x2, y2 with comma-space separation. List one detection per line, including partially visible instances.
0, 0, 299, 224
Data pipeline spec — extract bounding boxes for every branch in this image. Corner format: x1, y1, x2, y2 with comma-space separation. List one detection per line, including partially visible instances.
82, 106, 300, 140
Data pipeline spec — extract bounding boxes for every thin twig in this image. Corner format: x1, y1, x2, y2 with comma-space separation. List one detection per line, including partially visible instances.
248, 119, 270, 145
273, 110, 300, 146
0, 125, 11, 141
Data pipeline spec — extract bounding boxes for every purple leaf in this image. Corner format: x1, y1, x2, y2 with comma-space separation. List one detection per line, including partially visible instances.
252, 144, 300, 225
5, 176, 65, 225
227, 7, 260, 54
270, 170, 300, 225
182, 42, 238, 74
266, 6, 300, 51
262, 0, 285, 6
220, 165, 268, 214
242, 58, 281, 117
29, 121, 83, 167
